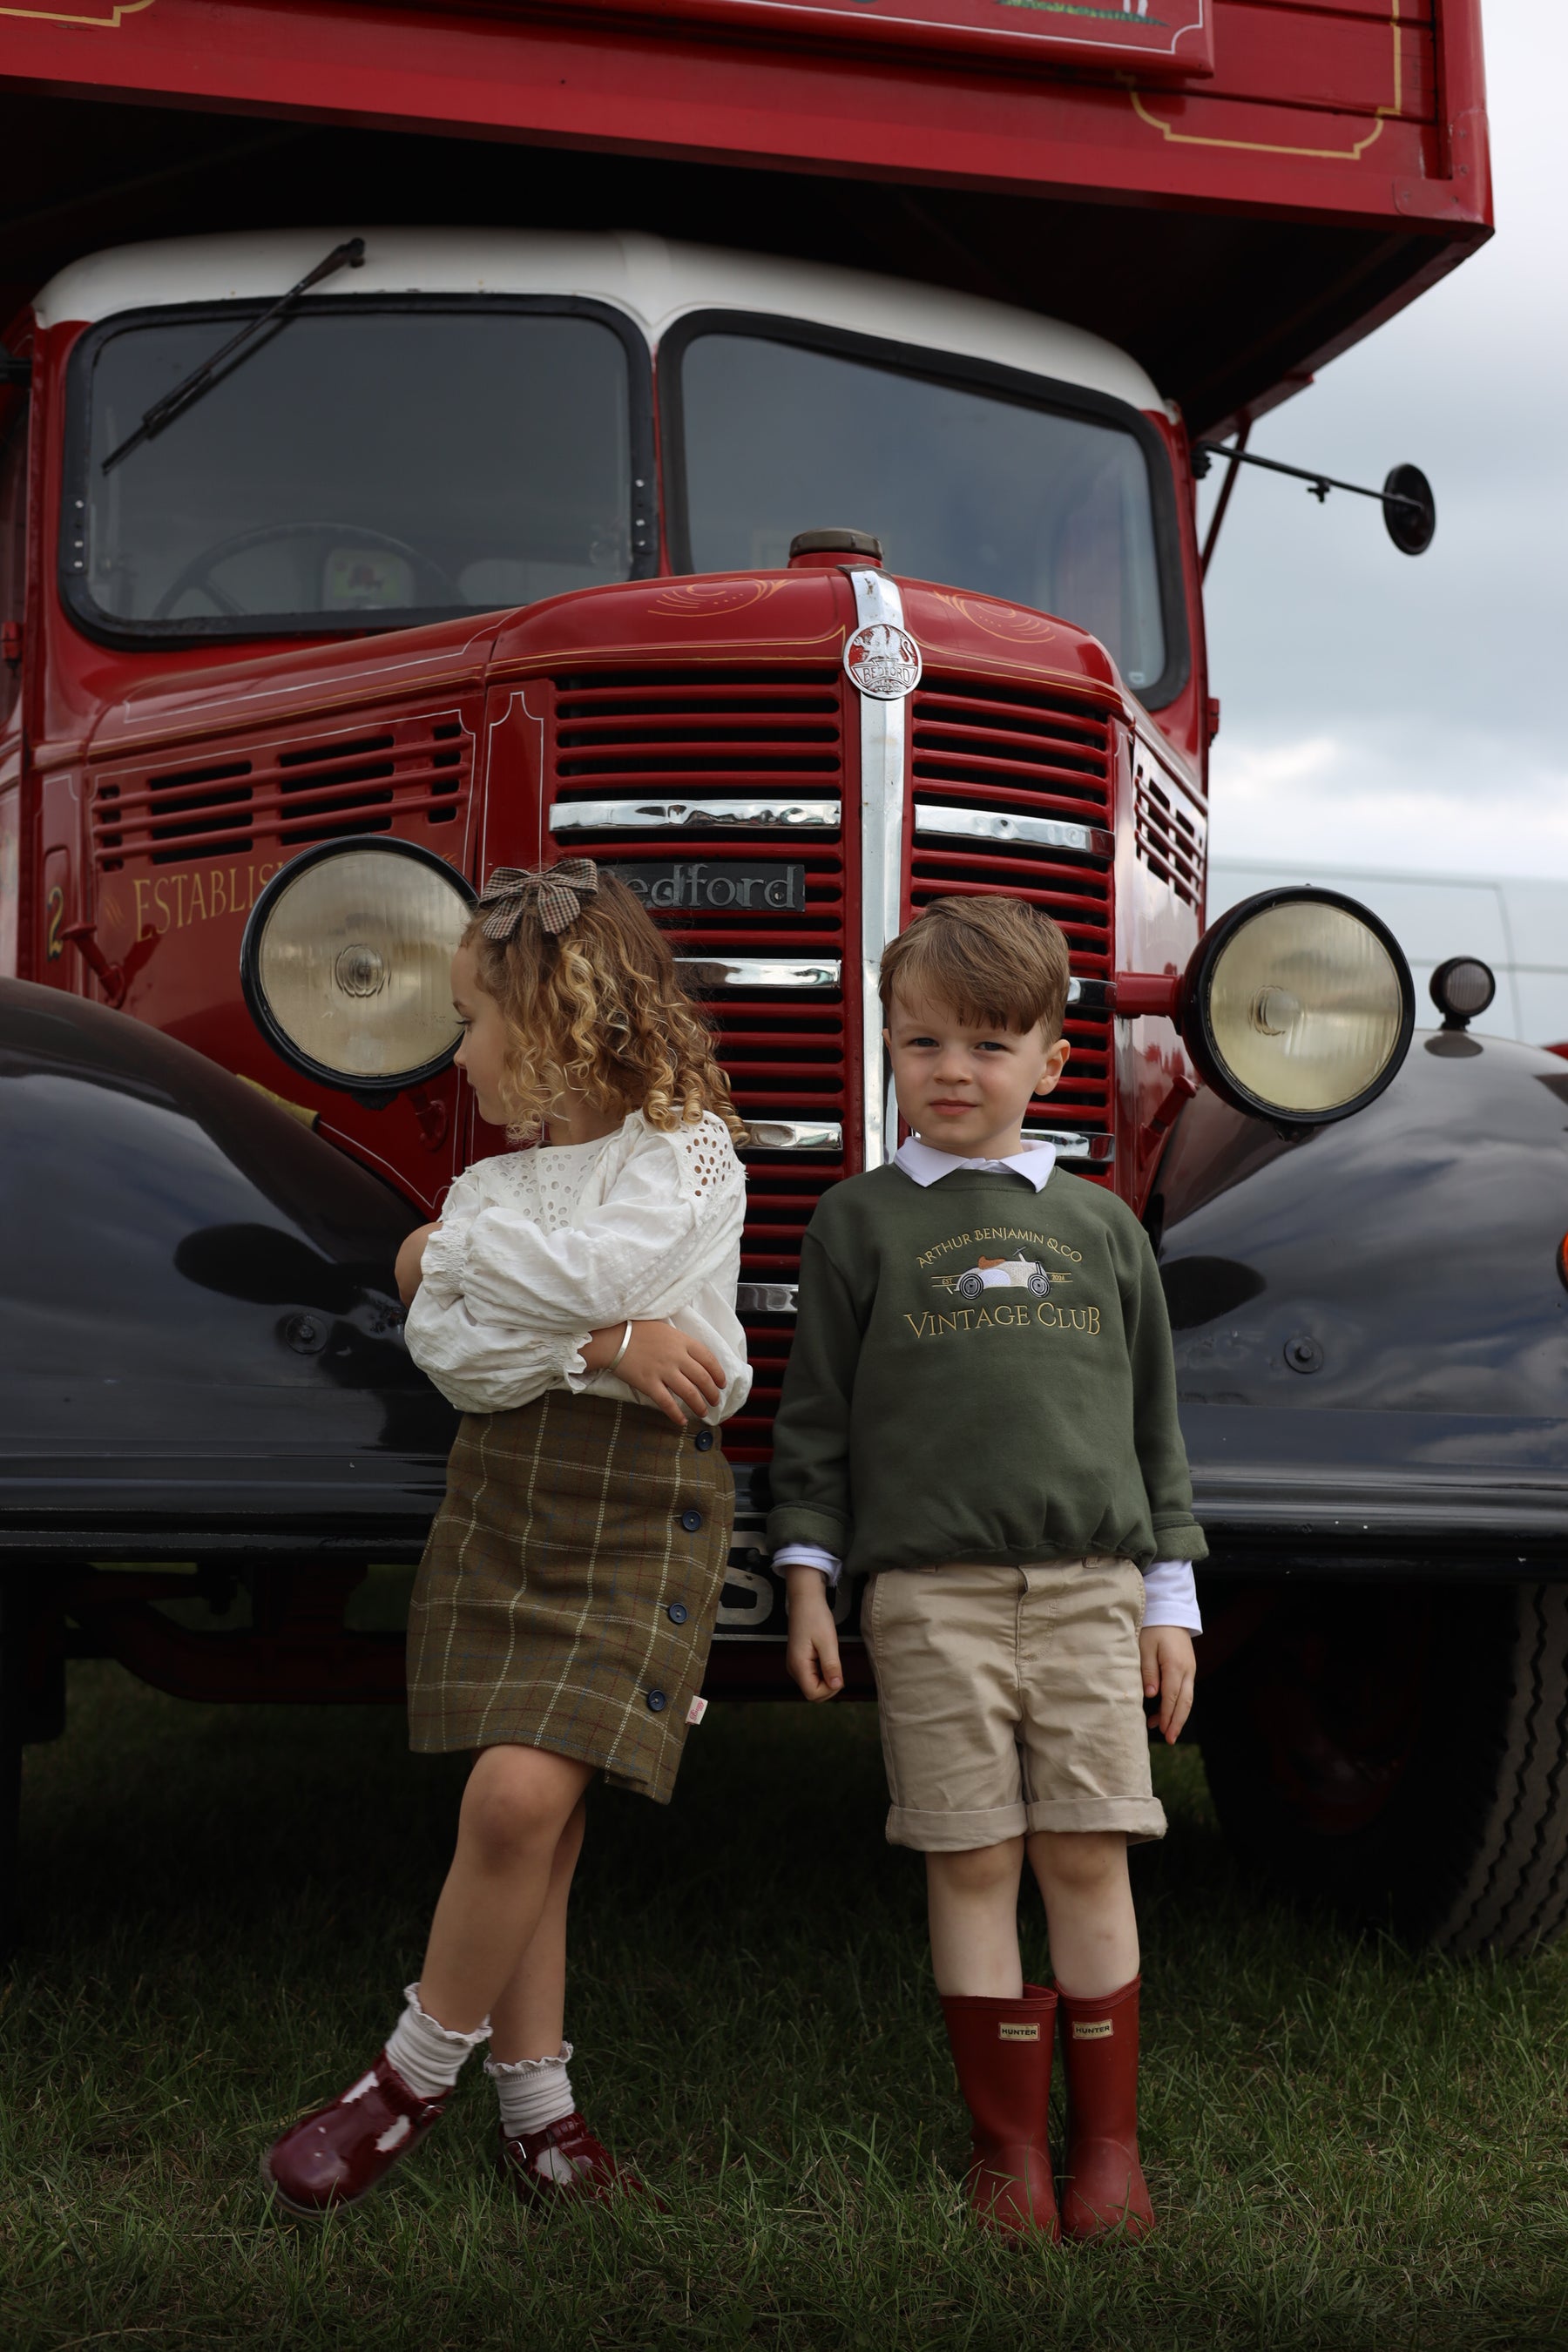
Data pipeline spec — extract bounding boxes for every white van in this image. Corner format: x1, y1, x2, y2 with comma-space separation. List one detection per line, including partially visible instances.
1208, 862, 1568, 1049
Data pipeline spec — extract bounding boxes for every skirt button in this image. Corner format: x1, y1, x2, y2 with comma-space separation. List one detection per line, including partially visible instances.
694, 1428, 714, 1451
646, 1689, 667, 1713
679, 1508, 703, 1533
667, 1601, 689, 1625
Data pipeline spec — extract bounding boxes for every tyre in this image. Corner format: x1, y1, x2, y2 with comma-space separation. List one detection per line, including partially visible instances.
956, 1273, 983, 1301
1029, 1273, 1049, 1296
1199, 1579, 1568, 1957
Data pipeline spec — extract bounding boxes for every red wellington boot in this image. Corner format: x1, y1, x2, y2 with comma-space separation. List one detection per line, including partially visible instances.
497, 2111, 657, 2208
1056, 1976, 1155, 2242
939, 1984, 1059, 2240
261, 2051, 451, 2217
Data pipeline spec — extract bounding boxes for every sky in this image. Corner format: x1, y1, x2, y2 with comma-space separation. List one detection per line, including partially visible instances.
1197, 0, 1568, 884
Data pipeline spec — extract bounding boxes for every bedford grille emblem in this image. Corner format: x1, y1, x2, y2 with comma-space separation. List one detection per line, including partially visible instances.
844, 621, 922, 700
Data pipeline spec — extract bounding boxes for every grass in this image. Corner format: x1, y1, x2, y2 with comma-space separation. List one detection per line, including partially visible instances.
2, 1662, 1566, 2352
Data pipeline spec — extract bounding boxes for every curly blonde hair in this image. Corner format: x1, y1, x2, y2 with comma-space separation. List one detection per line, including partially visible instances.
461, 870, 747, 1145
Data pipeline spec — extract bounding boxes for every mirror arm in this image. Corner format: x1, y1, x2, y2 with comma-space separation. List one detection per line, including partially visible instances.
1192, 440, 1423, 517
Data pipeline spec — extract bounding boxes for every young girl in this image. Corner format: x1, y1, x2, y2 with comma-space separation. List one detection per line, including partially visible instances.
263, 858, 751, 2215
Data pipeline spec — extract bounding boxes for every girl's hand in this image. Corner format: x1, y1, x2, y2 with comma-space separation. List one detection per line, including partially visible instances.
1140, 1624, 1197, 1745
395, 1221, 441, 1307
785, 1566, 844, 1702
583, 1320, 726, 1428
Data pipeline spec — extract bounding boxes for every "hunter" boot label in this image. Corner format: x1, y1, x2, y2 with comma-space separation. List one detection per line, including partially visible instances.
997, 2022, 1039, 2042
1071, 2018, 1114, 2040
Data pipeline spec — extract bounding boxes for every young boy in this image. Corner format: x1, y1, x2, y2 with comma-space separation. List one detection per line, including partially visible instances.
768, 894, 1203, 2244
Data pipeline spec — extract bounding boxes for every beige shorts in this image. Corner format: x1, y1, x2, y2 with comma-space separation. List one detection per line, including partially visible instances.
860, 1556, 1166, 1852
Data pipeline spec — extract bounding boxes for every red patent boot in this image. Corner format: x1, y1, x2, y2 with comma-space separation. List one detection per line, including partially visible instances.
1056, 1976, 1155, 2242
496, 2111, 657, 2208
939, 1984, 1059, 2240
261, 2051, 450, 2217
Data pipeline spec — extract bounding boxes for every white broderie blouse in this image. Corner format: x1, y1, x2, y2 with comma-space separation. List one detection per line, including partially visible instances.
405, 1109, 752, 1423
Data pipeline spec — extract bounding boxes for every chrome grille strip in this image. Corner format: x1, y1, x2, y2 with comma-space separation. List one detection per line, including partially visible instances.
742, 1120, 844, 1154
678, 956, 841, 991
1023, 1128, 1117, 1166
913, 802, 1113, 862
737, 1282, 799, 1316
850, 569, 909, 1173
550, 796, 839, 832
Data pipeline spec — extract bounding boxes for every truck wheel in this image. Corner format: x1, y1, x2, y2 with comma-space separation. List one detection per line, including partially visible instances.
1198, 1580, 1568, 1957
956, 1273, 983, 1300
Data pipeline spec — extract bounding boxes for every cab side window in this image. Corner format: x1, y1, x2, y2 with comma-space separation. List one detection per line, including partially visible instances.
0, 402, 27, 729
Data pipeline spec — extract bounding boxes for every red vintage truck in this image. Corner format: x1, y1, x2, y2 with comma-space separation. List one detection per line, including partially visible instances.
3, 0, 1565, 1958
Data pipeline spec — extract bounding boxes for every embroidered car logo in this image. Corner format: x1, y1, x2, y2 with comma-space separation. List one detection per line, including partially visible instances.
843, 621, 923, 700
932, 1254, 1053, 1301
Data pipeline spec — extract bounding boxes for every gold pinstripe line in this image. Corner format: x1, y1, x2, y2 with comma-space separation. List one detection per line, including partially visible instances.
1128, 0, 1406, 162
0, 0, 153, 20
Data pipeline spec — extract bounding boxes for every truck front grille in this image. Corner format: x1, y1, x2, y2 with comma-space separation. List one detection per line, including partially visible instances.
544, 668, 848, 1460
910, 675, 1115, 1163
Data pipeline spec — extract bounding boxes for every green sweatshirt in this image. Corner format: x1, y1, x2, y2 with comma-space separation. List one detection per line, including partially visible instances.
766, 1163, 1206, 1578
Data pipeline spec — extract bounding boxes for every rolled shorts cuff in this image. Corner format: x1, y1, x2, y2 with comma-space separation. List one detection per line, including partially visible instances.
885, 1799, 1030, 1852
1024, 1796, 1167, 1845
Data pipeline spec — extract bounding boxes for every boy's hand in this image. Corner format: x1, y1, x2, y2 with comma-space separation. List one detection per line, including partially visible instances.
585, 1320, 725, 1428
1140, 1624, 1196, 1745
395, 1220, 440, 1307
785, 1565, 844, 1703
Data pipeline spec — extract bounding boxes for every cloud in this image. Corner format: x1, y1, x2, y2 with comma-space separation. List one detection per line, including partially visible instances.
1208, 723, 1568, 879
1195, 0, 1568, 885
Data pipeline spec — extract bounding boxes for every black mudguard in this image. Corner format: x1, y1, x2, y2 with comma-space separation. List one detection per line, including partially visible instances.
0, 980, 457, 1556
1153, 1026, 1568, 1572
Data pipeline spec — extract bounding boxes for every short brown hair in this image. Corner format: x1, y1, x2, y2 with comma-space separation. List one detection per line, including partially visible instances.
462, 871, 746, 1145
879, 896, 1071, 1040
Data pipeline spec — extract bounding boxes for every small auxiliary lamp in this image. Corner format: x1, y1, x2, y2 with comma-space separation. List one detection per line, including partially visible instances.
1429, 956, 1497, 1034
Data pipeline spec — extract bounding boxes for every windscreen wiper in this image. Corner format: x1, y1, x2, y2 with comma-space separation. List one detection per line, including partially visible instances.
101, 236, 366, 475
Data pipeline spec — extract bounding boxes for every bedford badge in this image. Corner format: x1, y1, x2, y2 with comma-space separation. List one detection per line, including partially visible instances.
844, 621, 923, 700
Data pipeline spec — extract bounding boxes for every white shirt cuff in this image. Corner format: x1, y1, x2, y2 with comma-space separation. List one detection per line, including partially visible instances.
774, 1542, 842, 1588
1141, 1559, 1202, 1632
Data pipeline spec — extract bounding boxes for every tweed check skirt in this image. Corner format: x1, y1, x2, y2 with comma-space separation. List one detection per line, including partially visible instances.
407, 1390, 734, 1801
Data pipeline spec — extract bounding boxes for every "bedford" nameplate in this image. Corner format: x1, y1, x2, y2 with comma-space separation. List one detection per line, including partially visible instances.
617, 861, 807, 914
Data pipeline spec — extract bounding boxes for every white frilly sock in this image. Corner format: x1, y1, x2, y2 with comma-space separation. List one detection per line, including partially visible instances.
486, 2041, 577, 2137
383, 1982, 490, 2101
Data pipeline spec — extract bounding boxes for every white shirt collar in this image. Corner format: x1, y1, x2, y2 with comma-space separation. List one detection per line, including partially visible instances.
894, 1136, 1057, 1192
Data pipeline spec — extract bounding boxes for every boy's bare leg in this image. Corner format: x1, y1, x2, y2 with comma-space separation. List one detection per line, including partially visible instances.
926, 1837, 1028, 1997
1025, 1829, 1139, 1997
486, 1794, 586, 2061
418, 1746, 594, 2031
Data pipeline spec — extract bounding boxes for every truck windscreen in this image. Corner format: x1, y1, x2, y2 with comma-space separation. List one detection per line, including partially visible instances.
66, 301, 647, 639
671, 325, 1173, 700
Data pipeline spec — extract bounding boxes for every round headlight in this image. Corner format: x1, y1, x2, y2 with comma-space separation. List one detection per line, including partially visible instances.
1185, 889, 1414, 1125
240, 839, 475, 1092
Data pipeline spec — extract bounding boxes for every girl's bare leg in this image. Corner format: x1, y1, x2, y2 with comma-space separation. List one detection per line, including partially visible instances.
487, 1794, 587, 2062
418, 1745, 593, 2031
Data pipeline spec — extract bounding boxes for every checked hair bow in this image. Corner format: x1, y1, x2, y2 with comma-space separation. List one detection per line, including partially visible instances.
477, 859, 599, 942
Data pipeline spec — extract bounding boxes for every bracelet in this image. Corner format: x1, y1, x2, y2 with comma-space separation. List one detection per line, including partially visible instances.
608, 1319, 634, 1372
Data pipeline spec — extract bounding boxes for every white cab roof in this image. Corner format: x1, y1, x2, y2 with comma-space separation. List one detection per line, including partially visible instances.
32, 228, 1164, 413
